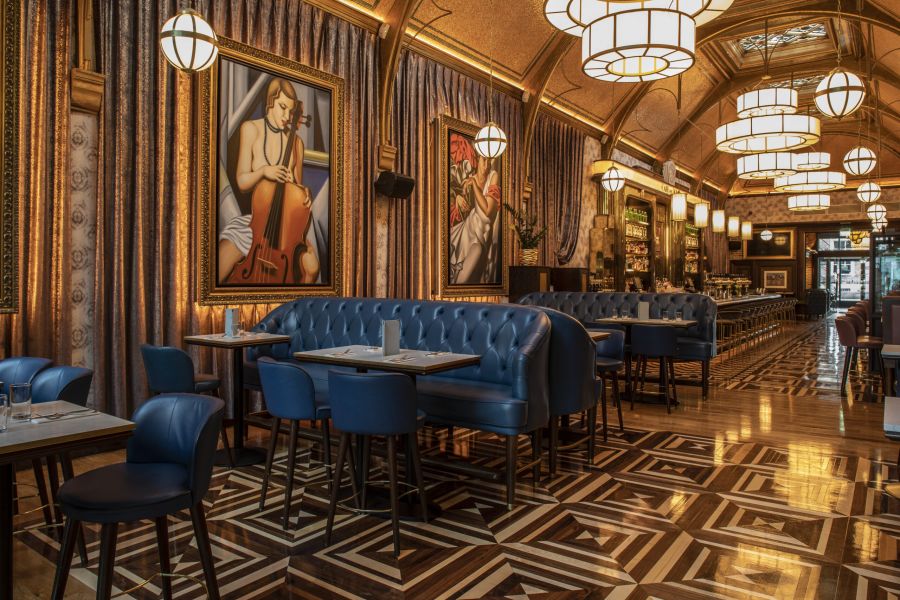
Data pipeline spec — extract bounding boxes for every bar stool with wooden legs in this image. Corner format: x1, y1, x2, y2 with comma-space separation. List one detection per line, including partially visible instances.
595, 330, 625, 439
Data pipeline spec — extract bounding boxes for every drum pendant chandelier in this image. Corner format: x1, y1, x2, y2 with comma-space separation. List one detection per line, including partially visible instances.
736, 152, 796, 179
159, 9, 219, 73
774, 171, 845, 193
857, 181, 882, 203
843, 146, 877, 176
543, 1, 734, 82
793, 152, 830, 171
787, 194, 830, 211
716, 88, 819, 154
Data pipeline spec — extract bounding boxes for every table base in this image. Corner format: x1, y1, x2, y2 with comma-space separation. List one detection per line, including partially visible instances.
215, 446, 266, 468
349, 486, 442, 522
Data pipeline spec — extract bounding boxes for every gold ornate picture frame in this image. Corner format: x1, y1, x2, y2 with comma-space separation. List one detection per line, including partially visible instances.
0, 0, 19, 313
743, 228, 796, 260
434, 114, 509, 298
197, 37, 345, 305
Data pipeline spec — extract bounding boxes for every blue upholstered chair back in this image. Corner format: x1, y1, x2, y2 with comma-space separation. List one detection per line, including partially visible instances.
0, 357, 52, 395
32, 366, 93, 405
258, 357, 318, 421
596, 330, 625, 361
140, 345, 196, 394
528, 307, 596, 417
127, 394, 224, 504
328, 371, 418, 435
631, 325, 678, 358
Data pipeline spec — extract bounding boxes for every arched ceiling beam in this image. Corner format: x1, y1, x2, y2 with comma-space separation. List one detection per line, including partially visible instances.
823, 123, 900, 159
378, 0, 425, 171
602, 83, 652, 159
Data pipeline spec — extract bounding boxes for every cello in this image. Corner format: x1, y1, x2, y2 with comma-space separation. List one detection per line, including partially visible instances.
226, 108, 313, 285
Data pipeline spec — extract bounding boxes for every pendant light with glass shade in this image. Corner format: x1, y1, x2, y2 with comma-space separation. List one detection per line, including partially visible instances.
474, 3, 507, 159
873, 216, 888, 233
813, 1, 866, 119
760, 227, 773, 241
787, 194, 830, 211
159, 8, 219, 73
741, 221, 753, 240
736, 152, 796, 179
857, 181, 881, 203
600, 167, 625, 192
773, 170, 845, 192
867, 203, 887, 222
711, 209, 726, 233
793, 151, 830, 171
727, 216, 740, 238
849, 229, 868, 245
694, 201, 709, 228
843, 146, 876, 176
671, 193, 687, 221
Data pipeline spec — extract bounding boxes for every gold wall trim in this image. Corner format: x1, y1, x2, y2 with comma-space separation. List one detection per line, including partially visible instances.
591, 161, 704, 206
70, 68, 105, 113
0, 0, 19, 313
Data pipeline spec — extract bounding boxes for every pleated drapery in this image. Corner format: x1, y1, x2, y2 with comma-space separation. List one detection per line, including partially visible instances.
388, 50, 523, 300
531, 113, 585, 266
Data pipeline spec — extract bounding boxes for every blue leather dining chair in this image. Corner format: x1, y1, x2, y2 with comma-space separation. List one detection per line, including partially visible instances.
631, 325, 679, 414
51, 394, 224, 600
595, 330, 626, 439
140, 344, 232, 464
257, 357, 332, 529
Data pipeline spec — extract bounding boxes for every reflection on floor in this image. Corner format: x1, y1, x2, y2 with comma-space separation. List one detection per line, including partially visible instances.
12, 317, 900, 599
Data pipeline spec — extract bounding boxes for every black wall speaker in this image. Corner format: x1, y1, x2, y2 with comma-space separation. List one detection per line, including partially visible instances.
374, 171, 416, 199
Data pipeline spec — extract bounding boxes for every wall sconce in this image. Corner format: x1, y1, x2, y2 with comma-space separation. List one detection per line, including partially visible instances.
712, 209, 726, 233
671, 193, 687, 222
727, 216, 740, 238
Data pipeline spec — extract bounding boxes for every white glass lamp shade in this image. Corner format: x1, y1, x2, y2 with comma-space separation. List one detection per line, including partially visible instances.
736, 88, 798, 118
582, 8, 696, 83
601, 167, 625, 192
842, 146, 876, 176
736, 152, 796, 179
815, 69, 866, 119
671, 193, 687, 221
867, 204, 887, 221
159, 9, 219, 73
545, 0, 728, 36
773, 170, 845, 192
787, 194, 830, 211
694, 202, 709, 228
711, 209, 725, 233
740, 221, 753, 241
793, 152, 830, 171
873, 217, 888, 233
857, 181, 882, 203
474, 123, 507, 159
726, 216, 740, 238
760, 229, 773, 241
715, 114, 820, 154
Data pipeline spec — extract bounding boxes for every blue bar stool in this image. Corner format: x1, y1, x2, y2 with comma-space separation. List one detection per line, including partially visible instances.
257, 357, 332, 529
595, 330, 626, 439
51, 394, 224, 600
140, 344, 233, 465
325, 371, 427, 557
630, 325, 678, 414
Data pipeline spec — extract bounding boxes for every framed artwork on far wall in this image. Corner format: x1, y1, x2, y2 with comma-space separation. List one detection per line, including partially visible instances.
197, 37, 345, 304
434, 114, 509, 298
744, 228, 795, 260
762, 269, 789, 291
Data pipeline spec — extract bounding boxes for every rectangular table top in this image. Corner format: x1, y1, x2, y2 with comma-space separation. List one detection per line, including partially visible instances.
882, 344, 900, 359
885, 396, 900, 439
0, 401, 134, 463
294, 345, 481, 376
184, 331, 291, 348
594, 317, 696, 328
589, 331, 611, 342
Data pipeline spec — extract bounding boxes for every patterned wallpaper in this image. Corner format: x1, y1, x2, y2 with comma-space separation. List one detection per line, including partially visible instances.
570, 135, 602, 269
727, 187, 899, 224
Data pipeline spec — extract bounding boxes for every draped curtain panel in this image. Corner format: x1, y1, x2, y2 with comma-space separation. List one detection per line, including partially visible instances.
389, 50, 523, 300
91, 0, 378, 416
531, 113, 585, 266
0, 1, 73, 362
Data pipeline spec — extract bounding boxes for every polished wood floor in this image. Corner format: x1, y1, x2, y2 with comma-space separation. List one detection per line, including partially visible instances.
11, 317, 900, 599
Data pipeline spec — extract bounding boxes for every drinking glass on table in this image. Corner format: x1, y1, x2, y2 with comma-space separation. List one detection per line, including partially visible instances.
676, 309, 684, 321
10, 383, 32, 421
0, 394, 8, 432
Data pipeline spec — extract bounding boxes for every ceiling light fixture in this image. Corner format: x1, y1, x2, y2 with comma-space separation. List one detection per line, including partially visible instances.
873, 217, 888, 233
712, 209, 726, 233
727, 215, 740, 238
843, 146, 877, 176
601, 166, 625, 192
787, 194, 830, 211
716, 114, 820, 154
774, 170, 845, 192
475, 2, 507, 159
159, 9, 218, 73
736, 152, 796, 179
857, 181, 881, 203
815, 69, 866, 119
694, 202, 709, 228
736, 88, 798, 118
760, 228, 773, 241
792, 151, 830, 171
867, 204, 887, 221
671, 193, 687, 221
741, 221, 753, 240
849, 229, 868, 245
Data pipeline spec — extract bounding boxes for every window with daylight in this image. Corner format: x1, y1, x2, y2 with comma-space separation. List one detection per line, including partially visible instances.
739, 23, 827, 53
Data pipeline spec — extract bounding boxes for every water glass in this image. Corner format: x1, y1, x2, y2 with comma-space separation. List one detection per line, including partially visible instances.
10, 383, 31, 422
662, 310, 670, 321
676, 309, 684, 322
0, 394, 8, 432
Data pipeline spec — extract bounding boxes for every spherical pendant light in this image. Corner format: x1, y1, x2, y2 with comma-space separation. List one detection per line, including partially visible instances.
712, 209, 726, 233
741, 221, 753, 241
715, 114, 820, 154
774, 170, 845, 192
787, 194, 830, 211
474, 122, 507, 159
873, 217, 888, 233
867, 203, 887, 222
159, 9, 219, 73
671, 193, 687, 221
727, 216, 740, 238
694, 202, 709, 228
842, 146, 877, 176
736, 88, 798, 118
736, 152, 796, 179
857, 181, 882, 203
792, 152, 830, 171
601, 166, 625, 192
814, 69, 865, 119
760, 229, 773, 241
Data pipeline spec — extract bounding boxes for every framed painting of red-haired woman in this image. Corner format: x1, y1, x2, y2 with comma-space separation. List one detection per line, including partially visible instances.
434, 115, 509, 298
197, 37, 345, 304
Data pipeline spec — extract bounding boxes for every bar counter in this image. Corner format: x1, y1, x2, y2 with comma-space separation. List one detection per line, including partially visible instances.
715, 293, 783, 307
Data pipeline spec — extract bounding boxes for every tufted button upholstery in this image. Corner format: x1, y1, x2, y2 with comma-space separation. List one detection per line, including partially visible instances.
517, 291, 718, 360
245, 297, 552, 435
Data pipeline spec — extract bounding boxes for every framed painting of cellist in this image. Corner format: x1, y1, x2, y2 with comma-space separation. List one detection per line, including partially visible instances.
197, 37, 344, 304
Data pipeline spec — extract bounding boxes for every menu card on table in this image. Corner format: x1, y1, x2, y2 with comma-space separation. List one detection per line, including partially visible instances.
382, 320, 400, 356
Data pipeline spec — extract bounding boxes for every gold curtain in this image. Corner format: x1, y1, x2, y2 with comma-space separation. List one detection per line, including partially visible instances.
0, 0, 73, 361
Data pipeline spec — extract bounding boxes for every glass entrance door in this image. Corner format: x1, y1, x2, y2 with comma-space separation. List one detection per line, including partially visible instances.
818, 257, 869, 308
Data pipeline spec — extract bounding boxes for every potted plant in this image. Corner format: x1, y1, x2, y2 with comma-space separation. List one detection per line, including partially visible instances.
504, 202, 547, 266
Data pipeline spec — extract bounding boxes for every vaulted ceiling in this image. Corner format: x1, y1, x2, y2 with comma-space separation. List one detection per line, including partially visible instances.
339, 0, 900, 195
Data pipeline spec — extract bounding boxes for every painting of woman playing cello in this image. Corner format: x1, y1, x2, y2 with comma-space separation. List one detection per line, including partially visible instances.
198, 38, 344, 304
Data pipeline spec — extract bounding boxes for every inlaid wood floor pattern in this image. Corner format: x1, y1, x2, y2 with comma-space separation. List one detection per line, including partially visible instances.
12, 317, 900, 599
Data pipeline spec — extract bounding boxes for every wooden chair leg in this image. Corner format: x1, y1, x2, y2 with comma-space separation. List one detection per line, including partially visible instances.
548, 417, 559, 476
841, 350, 852, 395
46, 456, 62, 524
60, 453, 88, 567
155, 516, 173, 600
321, 418, 333, 492
360, 435, 371, 510
386, 436, 401, 558
220, 426, 234, 468
189, 503, 220, 600
626, 355, 634, 411
600, 376, 608, 442
531, 428, 542, 481
50, 518, 80, 600
408, 432, 428, 523
613, 371, 624, 432
701, 360, 710, 400
258, 417, 281, 512
97, 522, 119, 600
587, 405, 597, 459
669, 360, 679, 405
506, 434, 517, 509
662, 358, 671, 414
282, 421, 300, 529
325, 432, 350, 546
31, 459, 54, 525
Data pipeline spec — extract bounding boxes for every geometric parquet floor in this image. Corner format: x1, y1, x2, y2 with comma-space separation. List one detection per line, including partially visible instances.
13, 317, 900, 599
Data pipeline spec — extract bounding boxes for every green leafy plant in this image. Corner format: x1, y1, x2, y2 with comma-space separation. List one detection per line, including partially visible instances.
503, 203, 547, 249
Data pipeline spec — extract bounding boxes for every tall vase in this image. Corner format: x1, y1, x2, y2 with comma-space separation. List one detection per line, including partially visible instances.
519, 248, 539, 266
